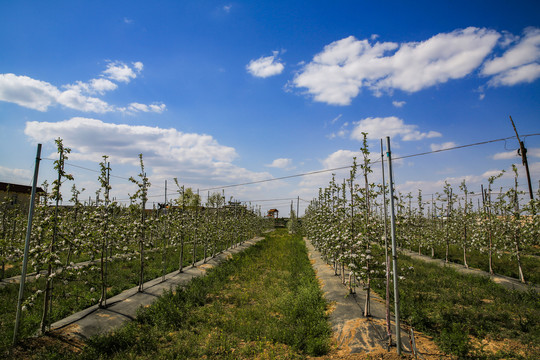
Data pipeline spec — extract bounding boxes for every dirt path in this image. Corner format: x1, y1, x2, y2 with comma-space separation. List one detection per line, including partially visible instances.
305, 239, 449, 360
400, 248, 540, 293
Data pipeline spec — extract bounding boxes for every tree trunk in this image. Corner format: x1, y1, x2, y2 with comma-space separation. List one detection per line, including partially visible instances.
488, 225, 494, 275
364, 270, 371, 317
192, 211, 197, 266
138, 238, 144, 292
515, 233, 525, 283
179, 235, 184, 273
203, 223, 208, 263
99, 236, 106, 307
138, 200, 146, 292
65, 244, 72, 268
41, 185, 60, 333
179, 211, 185, 273
40, 263, 52, 334
162, 223, 167, 282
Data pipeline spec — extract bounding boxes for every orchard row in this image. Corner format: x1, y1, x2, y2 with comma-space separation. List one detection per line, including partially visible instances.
0, 139, 272, 347
303, 134, 539, 312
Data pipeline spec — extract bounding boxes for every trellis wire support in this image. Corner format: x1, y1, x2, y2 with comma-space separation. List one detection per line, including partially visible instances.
380, 138, 392, 345
386, 136, 402, 355
509, 116, 534, 207
13, 143, 42, 345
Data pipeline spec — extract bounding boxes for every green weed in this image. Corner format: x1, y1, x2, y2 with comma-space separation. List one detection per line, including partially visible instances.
372, 253, 540, 359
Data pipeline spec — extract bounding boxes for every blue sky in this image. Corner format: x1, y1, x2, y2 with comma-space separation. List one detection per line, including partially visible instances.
1, 0, 539, 215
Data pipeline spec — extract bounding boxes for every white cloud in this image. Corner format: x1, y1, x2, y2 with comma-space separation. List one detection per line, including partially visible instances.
266, 158, 294, 169
530, 148, 540, 158
59, 76, 122, 112
430, 142, 457, 151
499, 31, 520, 48
293, 27, 500, 105
486, 63, 540, 86
0, 61, 165, 114
89, 78, 118, 94
327, 129, 348, 139
392, 100, 406, 108
0, 74, 60, 111
322, 150, 361, 169
482, 27, 540, 86
482, 169, 507, 179
127, 102, 166, 113
327, 118, 350, 139
246, 51, 285, 78
350, 117, 442, 142
297, 150, 358, 192
132, 62, 144, 72
58, 89, 114, 113
0, 74, 116, 113
493, 147, 540, 160
0, 165, 32, 183
23, 118, 270, 185
223, 4, 232, 12
297, 148, 384, 196
493, 150, 519, 160
103, 61, 141, 83
24, 117, 236, 165
330, 114, 342, 124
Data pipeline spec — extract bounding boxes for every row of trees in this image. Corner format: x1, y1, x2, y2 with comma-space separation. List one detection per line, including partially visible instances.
304, 134, 539, 316
2, 139, 272, 340
390, 165, 538, 283
304, 134, 386, 318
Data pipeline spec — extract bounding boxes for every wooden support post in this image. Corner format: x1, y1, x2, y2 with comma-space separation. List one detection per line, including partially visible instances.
510, 116, 534, 203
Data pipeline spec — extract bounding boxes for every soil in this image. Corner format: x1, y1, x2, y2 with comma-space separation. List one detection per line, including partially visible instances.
198, 263, 215, 273
320, 315, 452, 360
310, 349, 414, 360
311, 332, 453, 360
10, 329, 84, 359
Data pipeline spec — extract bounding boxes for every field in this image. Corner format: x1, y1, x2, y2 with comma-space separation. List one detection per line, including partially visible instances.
1, 140, 539, 359
1, 228, 538, 359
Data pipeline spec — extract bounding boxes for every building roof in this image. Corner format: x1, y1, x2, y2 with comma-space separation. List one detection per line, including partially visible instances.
0, 182, 45, 194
